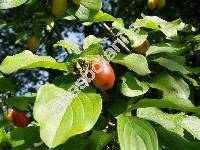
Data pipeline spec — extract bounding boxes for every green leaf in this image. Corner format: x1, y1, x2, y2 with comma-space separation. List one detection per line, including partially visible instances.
159, 19, 183, 38
53, 40, 81, 55
62, 15, 77, 20
33, 84, 102, 148
154, 125, 200, 150
92, 11, 116, 22
146, 43, 183, 56
186, 67, 200, 74
108, 100, 128, 117
89, 131, 114, 150
79, 44, 104, 60
93, 115, 108, 131
75, 5, 97, 21
149, 74, 190, 100
0, 75, 15, 93
0, 50, 73, 74
138, 108, 200, 140
136, 16, 194, 37
81, 0, 102, 10
9, 126, 41, 149
52, 74, 76, 87
153, 57, 190, 74
135, 18, 160, 30
84, 10, 117, 24
74, 0, 102, 21
128, 98, 200, 114
137, 107, 185, 136
0, 120, 12, 129
121, 72, 149, 97
54, 137, 89, 150
83, 35, 106, 50
181, 115, 200, 140
117, 115, 158, 150
0, 128, 7, 142
112, 53, 150, 76
0, 0, 27, 9
112, 20, 148, 47
186, 35, 200, 42
5, 96, 35, 111
194, 43, 200, 51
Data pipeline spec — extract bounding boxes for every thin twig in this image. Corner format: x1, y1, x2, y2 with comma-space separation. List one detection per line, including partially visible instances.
101, 22, 116, 40
54, 22, 63, 40
42, 0, 63, 40
100, 22, 132, 54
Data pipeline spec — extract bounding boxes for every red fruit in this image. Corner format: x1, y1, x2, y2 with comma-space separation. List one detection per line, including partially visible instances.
11, 110, 29, 127
92, 60, 115, 91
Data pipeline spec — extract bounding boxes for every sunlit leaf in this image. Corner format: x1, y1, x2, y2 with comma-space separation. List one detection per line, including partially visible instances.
0, 50, 73, 74
0, 0, 27, 9
33, 84, 102, 148
112, 53, 150, 76
117, 115, 158, 150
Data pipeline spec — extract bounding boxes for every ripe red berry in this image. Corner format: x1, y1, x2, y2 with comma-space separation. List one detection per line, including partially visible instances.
11, 110, 29, 127
92, 60, 115, 91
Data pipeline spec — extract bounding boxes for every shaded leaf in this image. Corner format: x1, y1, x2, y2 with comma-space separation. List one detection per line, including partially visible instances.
0, 75, 15, 93
153, 57, 190, 74
154, 125, 200, 150
54, 137, 89, 150
121, 72, 149, 97
149, 74, 190, 100
146, 43, 183, 56
5, 97, 35, 111
128, 98, 200, 114
89, 131, 114, 150
9, 126, 41, 149
108, 100, 128, 117
93, 115, 108, 131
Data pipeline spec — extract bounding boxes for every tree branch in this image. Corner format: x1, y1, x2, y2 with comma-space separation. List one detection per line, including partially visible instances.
54, 22, 63, 40
100, 22, 132, 54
